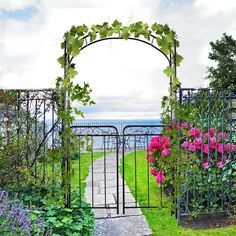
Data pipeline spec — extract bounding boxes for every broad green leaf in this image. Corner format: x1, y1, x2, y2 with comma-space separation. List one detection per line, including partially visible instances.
156, 36, 169, 54
112, 20, 122, 33
57, 56, 65, 67
89, 31, 97, 42
67, 32, 75, 45
173, 77, 181, 88
76, 24, 88, 36
61, 215, 72, 223
64, 208, 73, 212
73, 223, 83, 231
151, 23, 164, 34
69, 25, 77, 36
71, 38, 83, 56
121, 27, 130, 40
67, 67, 78, 78
163, 24, 170, 34
163, 66, 174, 77
176, 54, 184, 66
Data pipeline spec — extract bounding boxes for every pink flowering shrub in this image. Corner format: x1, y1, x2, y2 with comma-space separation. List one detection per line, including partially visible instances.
181, 125, 236, 169
147, 122, 236, 192
147, 135, 172, 185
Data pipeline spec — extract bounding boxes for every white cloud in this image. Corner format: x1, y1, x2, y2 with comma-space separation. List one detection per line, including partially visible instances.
41, 0, 161, 8
194, 0, 236, 16
0, 0, 39, 11
1, 1, 236, 118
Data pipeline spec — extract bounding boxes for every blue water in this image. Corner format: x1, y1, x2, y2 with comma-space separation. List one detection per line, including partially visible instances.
73, 119, 162, 134
72, 119, 162, 149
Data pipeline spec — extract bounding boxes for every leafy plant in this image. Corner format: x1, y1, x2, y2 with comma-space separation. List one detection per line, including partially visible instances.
0, 190, 50, 236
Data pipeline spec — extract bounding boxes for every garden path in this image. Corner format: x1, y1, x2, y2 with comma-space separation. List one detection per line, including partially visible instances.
85, 153, 152, 236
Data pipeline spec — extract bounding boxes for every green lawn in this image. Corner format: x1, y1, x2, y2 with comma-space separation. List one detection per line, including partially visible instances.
122, 151, 236, 236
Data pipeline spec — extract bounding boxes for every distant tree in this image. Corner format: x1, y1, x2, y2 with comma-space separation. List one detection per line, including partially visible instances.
206, 33, 236, 90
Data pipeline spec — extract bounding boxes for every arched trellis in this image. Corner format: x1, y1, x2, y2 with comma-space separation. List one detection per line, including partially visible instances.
57, 21, 183, 207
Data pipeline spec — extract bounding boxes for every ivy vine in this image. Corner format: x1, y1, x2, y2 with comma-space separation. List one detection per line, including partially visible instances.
56, 20, 183, 207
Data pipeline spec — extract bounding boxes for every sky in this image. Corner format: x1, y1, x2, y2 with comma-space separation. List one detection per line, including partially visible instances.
1, 0, 236, 119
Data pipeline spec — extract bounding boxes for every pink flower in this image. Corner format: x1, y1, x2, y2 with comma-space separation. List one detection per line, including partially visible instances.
150, 168, 158, 176
203, 144, 209, 154
202, 158, 211, 169
195, 138, 202, 151
210, 138, 217, 149
216, 157, 227, 168
161, 148, 171, 157
232, 144, 236, 151
156, 171, 165, 184
151, 136, 161, 143
147, 146, 154, 152
181, 122, 189, 129
217, 143, 223, 153
189, 128, 201, 138
151, 141, 161, 150
182, 141, 190, 149
161, 137, 171, 149
203, 133, 210, 139
224, 143, 236, 152
188, 144, 195, 152
146, 153, 151, 160
148, 157, 155, 163
217, 132, 227, 140
210, 128, 216, 137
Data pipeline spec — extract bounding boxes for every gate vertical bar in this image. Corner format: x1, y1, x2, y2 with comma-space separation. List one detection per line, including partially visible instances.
177, 88, 182, 223
116, 128, 119, 214
122, 129, 125, 214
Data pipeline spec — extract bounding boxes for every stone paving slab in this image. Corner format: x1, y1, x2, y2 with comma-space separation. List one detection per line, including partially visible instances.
85, 193, 116, 205
94, 216, 152, 236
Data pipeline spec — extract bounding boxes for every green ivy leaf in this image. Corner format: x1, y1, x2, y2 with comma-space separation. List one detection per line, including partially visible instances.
57, 56, 64, 67
121, 26, 130, 40
173, 77, 181, 88
163, 66, 174, 77
112, 20, 122, 33
76, 24, 88, 36
89, 31, 97, 42
176, 54, 184, 66
163, 24, 170, 34
69, 25, 77, 36
156, 36, 169, 54
67, 67, 78, 78
67, 32, 75, 45
151, 23, 163, 34
71, 38, 83, 56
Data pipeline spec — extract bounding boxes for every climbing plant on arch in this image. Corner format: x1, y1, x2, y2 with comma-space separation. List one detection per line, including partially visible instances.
56, 20, 183, 207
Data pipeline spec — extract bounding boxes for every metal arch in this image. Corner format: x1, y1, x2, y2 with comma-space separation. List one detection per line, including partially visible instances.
78, 35, 171, 65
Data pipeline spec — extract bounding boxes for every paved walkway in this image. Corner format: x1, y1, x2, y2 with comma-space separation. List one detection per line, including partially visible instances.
84, 153, 152, 236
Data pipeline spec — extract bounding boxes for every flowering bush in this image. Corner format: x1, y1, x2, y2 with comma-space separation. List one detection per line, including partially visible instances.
147, 135, 172, 185
181, 127, 236, 170
147, 121, 236, 215
0, 190, 48, 235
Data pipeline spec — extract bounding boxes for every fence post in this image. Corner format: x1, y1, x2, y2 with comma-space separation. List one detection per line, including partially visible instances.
62, 35, 71, 208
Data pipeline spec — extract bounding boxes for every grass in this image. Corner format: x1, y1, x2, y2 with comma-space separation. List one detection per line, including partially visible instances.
47, 152, 104, 196
122, 151, 236, 236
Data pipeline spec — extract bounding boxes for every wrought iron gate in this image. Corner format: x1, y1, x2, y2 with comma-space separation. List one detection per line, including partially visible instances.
121, 125, 165, 214
71, 125, 120, 214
